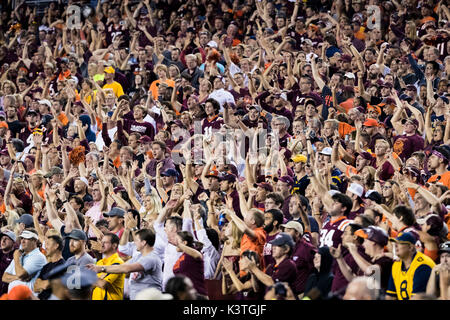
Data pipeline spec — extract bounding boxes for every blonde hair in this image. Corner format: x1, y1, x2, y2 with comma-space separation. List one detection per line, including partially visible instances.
155, 64, 168, 76
142, 188, 163, 221
2, 80, 17, 94
406, 21, 417, 40
230, 221, 243, 250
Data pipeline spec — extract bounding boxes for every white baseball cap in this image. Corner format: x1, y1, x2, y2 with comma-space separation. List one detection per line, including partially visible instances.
19, 230, 39, 240
347, 183, 364, 198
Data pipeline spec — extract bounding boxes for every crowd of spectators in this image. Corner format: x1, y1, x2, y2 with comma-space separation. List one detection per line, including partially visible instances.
0, 0, 449, 301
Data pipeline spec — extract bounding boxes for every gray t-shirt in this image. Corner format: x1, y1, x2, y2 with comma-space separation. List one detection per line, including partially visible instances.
128, 251, 162, 300
66, 252, 95, 267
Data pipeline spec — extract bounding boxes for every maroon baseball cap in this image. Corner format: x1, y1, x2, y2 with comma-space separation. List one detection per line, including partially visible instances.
357, 152, 373, 162
276, 175, 294, 186
139, 135, 152, 143
355, 226, 389, 247
255, 182, 273, 192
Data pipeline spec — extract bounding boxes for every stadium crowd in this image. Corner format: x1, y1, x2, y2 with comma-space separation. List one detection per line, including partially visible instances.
0, 0, 449, 301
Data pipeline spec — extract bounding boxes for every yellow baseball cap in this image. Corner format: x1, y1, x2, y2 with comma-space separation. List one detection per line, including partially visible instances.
291, 154, 307, 163
104, 66, 115, 74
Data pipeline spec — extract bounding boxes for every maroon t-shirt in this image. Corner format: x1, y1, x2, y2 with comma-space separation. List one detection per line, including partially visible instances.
173, 252, 207, 296
263, 233, 279, 269
201, 115, 224, 133
393, 134, 425, 161
291, 238, 316, 294
331, 245, 369, 294
348, 206, 365, 220
123, 119, 155, 140
0, 249, 15, 294
265, 257, 298, 291
319, 216, 352, 248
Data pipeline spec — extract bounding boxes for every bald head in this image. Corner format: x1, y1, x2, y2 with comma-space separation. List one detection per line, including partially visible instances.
343, 277, 378, 300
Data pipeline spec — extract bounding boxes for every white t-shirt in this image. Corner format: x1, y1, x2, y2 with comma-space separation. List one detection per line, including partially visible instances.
208, 89, 236, 113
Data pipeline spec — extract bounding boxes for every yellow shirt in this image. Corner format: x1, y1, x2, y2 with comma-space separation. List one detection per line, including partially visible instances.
103, 81, 124, 98
92, 252, 125, 300
387, 251, 435, 300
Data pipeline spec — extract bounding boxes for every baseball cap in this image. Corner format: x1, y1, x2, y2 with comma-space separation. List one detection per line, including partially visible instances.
365, 190, 383, 204
398, 94, 413, 102
7, 285, 34, 300
355, 226, 389, 247
248, 104, 262, 112
344, 72, 356, 79
403, 118, 419, 127
27, 109, 39, 117
15, 214, 34, 228
139, 135, 152, 143
438, 241, 450, 254
347, 183, 364, 197
303, 39, 313, 46
38, 99, 52, 108
255, 182, 274, 192
277, 175, 294, 186
280, 221, 304, 235
64, 229, 88, 241
19, 230, 39, 240
219, 173, 237, 183
291, 154, 307, 163
44, 166, 64, 178
104, 66, 115, 74
438, 95, 449, 104
104, 207, 126, 218
0, 230, 17, 242
205, 169, 219, 178
320, 147, 332, 156
207, 40, 218, 48
367, 105, 382, 115
363, 118, 378, 127
161, 168, 178, 177
0, 149, 9, 156
269, 232, 295, 248
389, 232, 416, 245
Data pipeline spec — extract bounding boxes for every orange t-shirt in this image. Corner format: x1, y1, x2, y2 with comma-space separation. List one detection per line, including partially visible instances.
57, 112, 69, 127
427, 171, 450, 189
113, 156, 121, 168
239, 227, 266, 276
339, 122, 356, 138
149, 79, 175, 100
338, 98, 354, 114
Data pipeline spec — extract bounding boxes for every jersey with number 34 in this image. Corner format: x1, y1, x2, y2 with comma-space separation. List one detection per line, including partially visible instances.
319, 217, 353, 248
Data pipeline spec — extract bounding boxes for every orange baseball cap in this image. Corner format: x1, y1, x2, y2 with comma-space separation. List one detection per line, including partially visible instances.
8, 285, 33, 300
0, 121, 8, 129
367, 105, 381, 115
363, 118, 378, 127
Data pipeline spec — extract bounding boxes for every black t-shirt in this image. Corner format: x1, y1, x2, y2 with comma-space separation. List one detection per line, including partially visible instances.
60, 225, 74, 261
37, 258, 66, 300
6, 120, 25, 136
